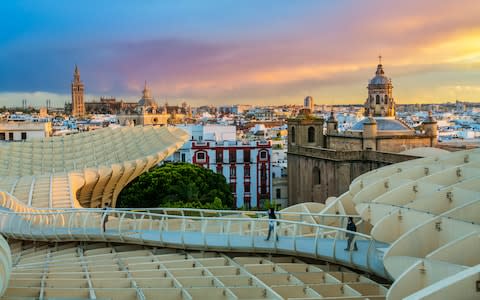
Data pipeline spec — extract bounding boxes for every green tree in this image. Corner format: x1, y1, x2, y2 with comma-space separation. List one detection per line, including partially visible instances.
117, 163, 234, 209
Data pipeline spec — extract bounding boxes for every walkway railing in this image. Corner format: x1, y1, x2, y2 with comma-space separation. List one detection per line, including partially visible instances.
0, 190, 367, 229
0, 207, 388, 279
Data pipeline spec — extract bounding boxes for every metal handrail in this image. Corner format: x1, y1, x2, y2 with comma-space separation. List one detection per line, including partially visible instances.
1, 190, 359, 218
2, 208, 370, 237
0, 191, 388, 279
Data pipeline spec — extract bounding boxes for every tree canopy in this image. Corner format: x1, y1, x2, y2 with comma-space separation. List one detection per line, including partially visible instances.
117, 163, 234, 209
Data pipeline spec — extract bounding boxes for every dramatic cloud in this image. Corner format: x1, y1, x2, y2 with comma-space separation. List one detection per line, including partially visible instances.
0, 0, 479, 107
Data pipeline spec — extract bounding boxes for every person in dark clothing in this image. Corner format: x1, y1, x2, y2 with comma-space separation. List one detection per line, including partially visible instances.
265, 207, 279, 241
102, 204, 110, 232
345, 217, 358, 251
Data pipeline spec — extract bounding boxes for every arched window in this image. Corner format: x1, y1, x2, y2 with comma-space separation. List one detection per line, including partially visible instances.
291, 126, 296, 144
376, 95, 380, 104
308, 126, 315, 143
384, 95, 388, 104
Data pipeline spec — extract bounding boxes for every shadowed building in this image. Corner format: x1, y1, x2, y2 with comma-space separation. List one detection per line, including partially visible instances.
85, 97, 138, 114
288, 60, 438, 205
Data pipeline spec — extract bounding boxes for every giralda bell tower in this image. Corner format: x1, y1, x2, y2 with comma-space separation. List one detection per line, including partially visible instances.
71, 65, 85, 117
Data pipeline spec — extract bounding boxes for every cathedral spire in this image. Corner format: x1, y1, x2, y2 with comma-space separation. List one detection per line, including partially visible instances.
142, 80, 151, 99
73, 65, 81, 82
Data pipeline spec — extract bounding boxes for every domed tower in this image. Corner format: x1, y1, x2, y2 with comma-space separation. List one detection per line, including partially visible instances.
137, 81, 158, 111
326, 110, 338, 135
365, 56, 395, 117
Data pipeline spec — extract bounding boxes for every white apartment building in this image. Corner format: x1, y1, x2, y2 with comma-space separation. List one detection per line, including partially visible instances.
0, 122, 52, 141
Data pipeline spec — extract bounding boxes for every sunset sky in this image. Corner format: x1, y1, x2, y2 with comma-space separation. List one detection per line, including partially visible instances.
1, 0, 480, 107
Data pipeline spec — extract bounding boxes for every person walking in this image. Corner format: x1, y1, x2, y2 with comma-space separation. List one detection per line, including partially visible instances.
345, 217, 358, 251
265, 207, 278, 241
102, 204, 110, 232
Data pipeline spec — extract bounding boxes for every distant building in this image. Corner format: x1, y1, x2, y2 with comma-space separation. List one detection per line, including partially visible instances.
117, 82, 169, 126
176, 124, 236, 142
288, 60, 439, 205
0, 122, 52, 141
85, 97, 137, 114
167, 125, 272, 209
71, 65, 85, 118
271, 145, 288, 208
218, 104, 252, 115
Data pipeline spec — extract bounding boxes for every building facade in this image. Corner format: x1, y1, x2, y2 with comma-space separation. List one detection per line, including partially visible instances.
0, 122, 52, 141
287, 61, 438, 205
167, 125, 272, 209
117, 82, 169, 126
71, 65, 85, 118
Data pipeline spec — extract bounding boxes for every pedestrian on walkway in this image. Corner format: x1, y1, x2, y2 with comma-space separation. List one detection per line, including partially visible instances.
345, 217, 358, 251
102, 203, 110, 232
265, 207, 278, 241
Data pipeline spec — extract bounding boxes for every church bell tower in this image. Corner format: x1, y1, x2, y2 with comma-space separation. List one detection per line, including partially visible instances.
365, 56, 395, 117
71, 65, 85, 118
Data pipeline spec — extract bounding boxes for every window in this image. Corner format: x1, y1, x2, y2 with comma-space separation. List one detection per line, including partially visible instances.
244, 164, 250, 177
216, 149, 223, 163
181, 153, 186, 162
21, 132, 27, 140
229, 182, 236, 193
260, 151, 267, 160
8, 133, 13, 141
243, 197, 251, 209
260, 164, 267, 195
244, 183, 250, 193
243, 149, 250, 163
376, 95, 380, 104
308, 126, 315, 143
261, 165, 267, 181
196, 151, 207, 163
229, 149, 236, 163
0, 133, 5, 140
384, 95, 388, 104
272, 172, 276, 179
216, 164, 222, 174
291, 126, 296, 143
230, 165, 236, 177
276, 188, 281, 199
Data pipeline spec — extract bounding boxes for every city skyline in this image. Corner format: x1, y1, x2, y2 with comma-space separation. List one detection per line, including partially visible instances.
1, 0, 480, 107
